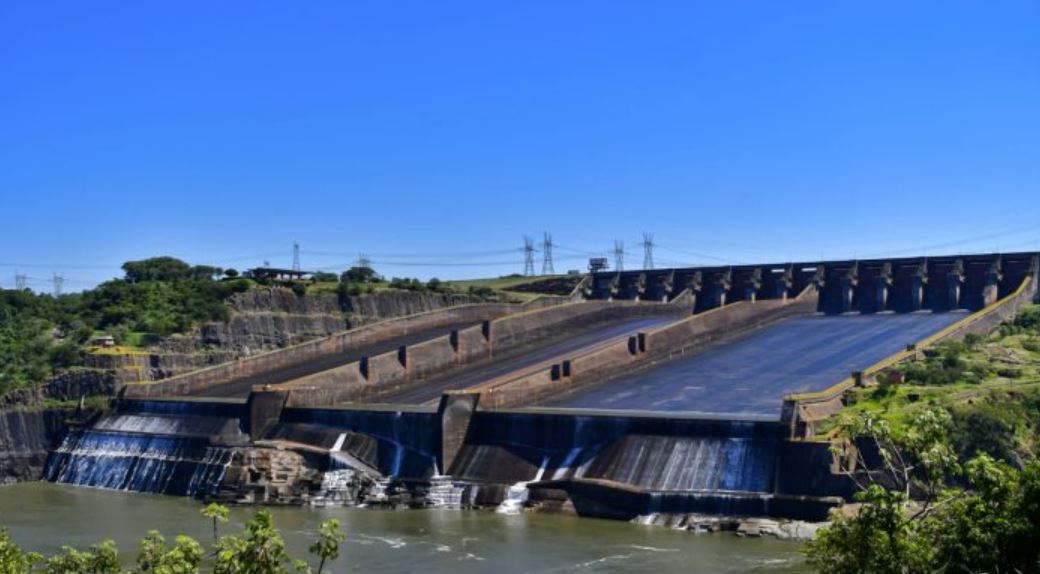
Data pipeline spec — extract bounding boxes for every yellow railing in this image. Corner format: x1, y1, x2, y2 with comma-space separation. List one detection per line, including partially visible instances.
785, 277, 1033, 403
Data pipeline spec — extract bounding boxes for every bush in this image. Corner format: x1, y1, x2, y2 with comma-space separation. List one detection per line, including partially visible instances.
949, 406, 1020, 467
311, 272, 337, 283
388, 277, 426, 292
340, 266, 379, 284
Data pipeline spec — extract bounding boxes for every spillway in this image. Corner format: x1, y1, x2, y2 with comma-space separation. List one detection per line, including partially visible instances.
279, 407, 441, 478
192, 320, 482, 398
545, 311, 965, 417
368, 315, 677, 404
43, 400, 246, 496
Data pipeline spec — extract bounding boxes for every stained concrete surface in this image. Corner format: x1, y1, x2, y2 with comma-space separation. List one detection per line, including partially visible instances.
371, 316, 678, 404
544, 311, 966, 417
191, 321, 482, 398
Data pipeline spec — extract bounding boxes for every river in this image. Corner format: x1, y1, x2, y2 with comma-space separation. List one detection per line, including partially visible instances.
0, 483, 809, 573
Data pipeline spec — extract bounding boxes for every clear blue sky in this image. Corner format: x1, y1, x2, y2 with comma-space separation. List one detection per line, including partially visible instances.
2, 1, 1038, 290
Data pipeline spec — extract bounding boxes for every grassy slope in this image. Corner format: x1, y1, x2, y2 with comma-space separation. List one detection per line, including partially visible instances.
823, 309, 1040, 459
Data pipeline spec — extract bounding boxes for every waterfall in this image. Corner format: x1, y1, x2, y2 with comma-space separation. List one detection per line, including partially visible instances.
587, 435, 775, 493
310, 469, 366, 508
44, 430, 233, 496
495, 456, 548, 515
427, 475, 467, 509
283, 408, 441, 478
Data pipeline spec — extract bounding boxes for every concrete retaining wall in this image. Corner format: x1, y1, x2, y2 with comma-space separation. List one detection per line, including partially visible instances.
276, 300, 681, 406
122, 303, 521, 398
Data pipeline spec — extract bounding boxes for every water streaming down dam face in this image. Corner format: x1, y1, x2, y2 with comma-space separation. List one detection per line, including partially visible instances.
43, 400, 247, 496
279, 407, 441, 478
450, 411, 781, 496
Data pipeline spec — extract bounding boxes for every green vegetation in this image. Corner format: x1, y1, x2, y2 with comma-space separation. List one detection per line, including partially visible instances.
808, 305, 1040, 573
0, 257, 573, 395
825, 304, 1040, 466
807, 409, 1040, 574
0, 506, 345, 574
0, 257, 252, 394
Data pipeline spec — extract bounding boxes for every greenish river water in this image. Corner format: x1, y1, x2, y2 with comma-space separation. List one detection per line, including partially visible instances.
0, 483, 808, 573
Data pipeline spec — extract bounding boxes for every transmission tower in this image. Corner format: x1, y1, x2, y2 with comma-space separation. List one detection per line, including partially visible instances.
15, 272, 27, 290
52, 274, 64, 297
356, 254, 372, 269
523, 237, 535, 276
541, 233, 555, 275
292, 242, 301, 271
613, 240, 625, 272
641, 232, 655, 270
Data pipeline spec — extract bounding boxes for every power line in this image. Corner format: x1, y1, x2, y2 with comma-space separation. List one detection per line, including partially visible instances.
523, 237, 536, 276
614, 240, 625, 272
542, 232, 555, 275
304, 248, 521, 259
655, 245, 744, 264
642, 232, 655, 270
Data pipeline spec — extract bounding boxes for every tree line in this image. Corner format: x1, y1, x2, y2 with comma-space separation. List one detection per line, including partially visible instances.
0, 504, 344, 574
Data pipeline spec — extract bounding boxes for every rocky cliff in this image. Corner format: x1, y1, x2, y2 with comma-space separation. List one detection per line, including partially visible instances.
197, 288, 478, 353
0, 408, 68, 484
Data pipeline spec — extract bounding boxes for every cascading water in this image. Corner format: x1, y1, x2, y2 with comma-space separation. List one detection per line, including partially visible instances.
43, 401, 246, 497
44, 430, 232, 496
588, 435, 775, 492
281, 408, 441, 478
426, 475, 467, 509
495, 456, 548, 515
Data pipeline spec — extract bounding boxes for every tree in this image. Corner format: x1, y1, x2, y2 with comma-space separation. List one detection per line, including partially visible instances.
307, 520, 344, 574
340, 266, 378, 284
136, 531, 202, 574
223, 269, 240, 279
40, 540, 121, 574
807, 408, 1040, 574
0, 510, 346, 574
122, 257, 194, 283
213, 510, 292, 574
200, 504, 229, 546
0, 528, 42, 574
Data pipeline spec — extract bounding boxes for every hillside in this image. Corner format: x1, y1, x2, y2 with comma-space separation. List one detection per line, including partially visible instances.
0, 258, 576, 399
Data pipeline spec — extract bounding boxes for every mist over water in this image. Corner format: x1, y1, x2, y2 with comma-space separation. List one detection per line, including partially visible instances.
0, 483, 808, 573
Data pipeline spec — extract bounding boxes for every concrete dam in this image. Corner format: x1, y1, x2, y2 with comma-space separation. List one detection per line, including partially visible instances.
44, 252, 1040, 522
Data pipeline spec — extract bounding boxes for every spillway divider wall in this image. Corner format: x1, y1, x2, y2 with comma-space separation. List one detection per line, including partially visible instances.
121, 302, 530, 398
275, 300, 681, 407
474, 286, 819, 409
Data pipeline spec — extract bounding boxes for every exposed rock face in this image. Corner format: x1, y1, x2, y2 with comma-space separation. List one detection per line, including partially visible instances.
0, 408, 70, 484
197, 289, 479, 353
630, 513, 826, 541
199, 289, 346, 352
339, 291, 478, 326
215, 447, 327, 505
211, 445, 378, 506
